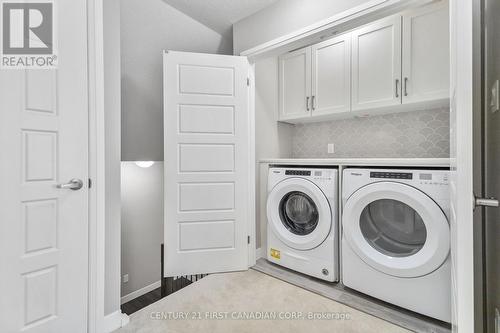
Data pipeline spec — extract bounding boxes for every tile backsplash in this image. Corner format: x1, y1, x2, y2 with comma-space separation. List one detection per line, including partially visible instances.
292, 108, 450, 158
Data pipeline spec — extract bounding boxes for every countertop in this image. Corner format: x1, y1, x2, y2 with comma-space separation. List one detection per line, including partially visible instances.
258, 158, 450, 167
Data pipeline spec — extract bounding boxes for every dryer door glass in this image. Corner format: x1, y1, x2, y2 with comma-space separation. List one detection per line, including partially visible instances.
359, 199, 427, 257
279, 191, 319, 235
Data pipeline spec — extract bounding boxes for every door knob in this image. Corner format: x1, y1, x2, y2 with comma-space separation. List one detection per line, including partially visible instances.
56, 178, 84, 191
474, 196, 499, 208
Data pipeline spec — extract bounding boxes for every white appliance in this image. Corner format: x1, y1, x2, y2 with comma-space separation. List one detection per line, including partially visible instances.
266, 167, 338, 282
342, 168, 451, 322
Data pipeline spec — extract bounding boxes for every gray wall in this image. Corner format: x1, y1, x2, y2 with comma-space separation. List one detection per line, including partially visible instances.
121, 0, 233, 161
233, 0, 371, 54
255, 57, 293, 248
104, 0, 122, 316
120, 162, 164, 298
292, 108, 450, 158
255, 57, 294, 161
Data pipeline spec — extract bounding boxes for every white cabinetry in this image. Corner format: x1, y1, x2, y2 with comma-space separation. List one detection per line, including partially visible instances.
312, 34, 351, 116
402, 1, 449, 104
351, 16, 402, 111
278, 1, 449, 123
278, 48, 311, 121
279, 34, 351, 121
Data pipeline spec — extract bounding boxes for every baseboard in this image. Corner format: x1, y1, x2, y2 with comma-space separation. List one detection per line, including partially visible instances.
103, 310, 129, 333
121, 280, 161, 305
256, 247, 264, 259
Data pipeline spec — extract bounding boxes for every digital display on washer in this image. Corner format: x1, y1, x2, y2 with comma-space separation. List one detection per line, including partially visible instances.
370, 172, 413, 179
285, 170, 311, 176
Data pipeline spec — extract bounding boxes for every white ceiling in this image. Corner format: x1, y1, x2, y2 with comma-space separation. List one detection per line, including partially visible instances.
162, 0, 279, 37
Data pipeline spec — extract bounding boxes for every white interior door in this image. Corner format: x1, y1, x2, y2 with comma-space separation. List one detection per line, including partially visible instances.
163, 51, 252, 276
312, 34, 351, 116
278, 47, 312, 121
352, 16, 402, 111
0, 1, 89, 332
402, 1, 449, 104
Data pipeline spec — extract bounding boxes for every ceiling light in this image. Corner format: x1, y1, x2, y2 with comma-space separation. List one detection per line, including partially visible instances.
135, 161, 155, 168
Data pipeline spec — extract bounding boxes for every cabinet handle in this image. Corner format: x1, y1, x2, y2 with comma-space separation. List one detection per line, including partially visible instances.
311, 96, 316, 110
306, 96, 310, 112
395, 79, 400, 98
404, 77, 408, 96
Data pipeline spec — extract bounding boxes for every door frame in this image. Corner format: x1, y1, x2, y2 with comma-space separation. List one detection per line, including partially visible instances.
450, 0, 484, 331
87, 0, 106, 332
86, 0, 486, 331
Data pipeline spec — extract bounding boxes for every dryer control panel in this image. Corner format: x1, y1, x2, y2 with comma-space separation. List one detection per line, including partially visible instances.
370, 171, 413, 180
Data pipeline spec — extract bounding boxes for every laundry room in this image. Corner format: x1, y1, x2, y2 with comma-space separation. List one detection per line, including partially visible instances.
117, 0, 454, 331
120, 0, 454, 331
3, 0, 498, 333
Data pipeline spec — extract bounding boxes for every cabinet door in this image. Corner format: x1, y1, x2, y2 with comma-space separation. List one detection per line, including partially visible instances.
402, 2, 449, 104
352, 16, 402, 111
278, 47, 312, 121
311, 34, 351, 116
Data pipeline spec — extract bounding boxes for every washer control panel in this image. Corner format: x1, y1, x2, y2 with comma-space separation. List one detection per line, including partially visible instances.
285, 170, 311, 176
272, 168, 336, 181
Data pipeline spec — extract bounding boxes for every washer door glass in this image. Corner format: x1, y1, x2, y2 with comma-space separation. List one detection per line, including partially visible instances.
266, 177, 333, 250
360, 199, 426, 257
279, 191, 319, 235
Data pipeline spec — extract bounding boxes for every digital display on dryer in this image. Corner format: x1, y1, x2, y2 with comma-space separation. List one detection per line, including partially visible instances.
370, 172, 413, 179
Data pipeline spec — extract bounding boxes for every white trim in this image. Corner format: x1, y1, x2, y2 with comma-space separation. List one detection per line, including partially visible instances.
239, 0, 436, 61
120, 280, 161, 305
87, 0, 106, 332
103, 311, 129, 333
450, 0, 475, 331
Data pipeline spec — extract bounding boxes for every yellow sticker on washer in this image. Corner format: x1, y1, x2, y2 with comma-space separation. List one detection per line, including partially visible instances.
270, 248, 281, 259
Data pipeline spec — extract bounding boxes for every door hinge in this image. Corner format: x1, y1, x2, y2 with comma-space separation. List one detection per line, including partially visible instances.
247, 235, 250, 244
88, 178, 92, 189
247, 77, 250, 86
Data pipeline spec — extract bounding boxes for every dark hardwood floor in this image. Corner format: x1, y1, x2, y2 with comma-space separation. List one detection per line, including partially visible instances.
121, 277, 194, 315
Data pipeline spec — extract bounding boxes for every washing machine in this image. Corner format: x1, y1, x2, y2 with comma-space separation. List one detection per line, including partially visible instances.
342, 168, 451, 322
266, 166, 338, 282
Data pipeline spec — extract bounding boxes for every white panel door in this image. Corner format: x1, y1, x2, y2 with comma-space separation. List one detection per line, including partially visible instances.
312, 34, 351, 116
278, 47, 312, 121
402, 1, 449, 104
352, 16, 402, 111
163, 51, 251, 276
0, 1, 89, 332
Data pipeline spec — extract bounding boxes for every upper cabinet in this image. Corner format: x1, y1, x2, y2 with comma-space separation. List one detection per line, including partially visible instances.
351, 16, 402, 111
279, 34, 351, 121
312, 34, 351, 116
402, 1, 449, 104
278, 47, 312, 121
278, 1, 449, 123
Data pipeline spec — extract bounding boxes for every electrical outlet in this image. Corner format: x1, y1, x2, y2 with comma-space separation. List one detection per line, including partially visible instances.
328, 143, 335, 154
122, 274, 129, 283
